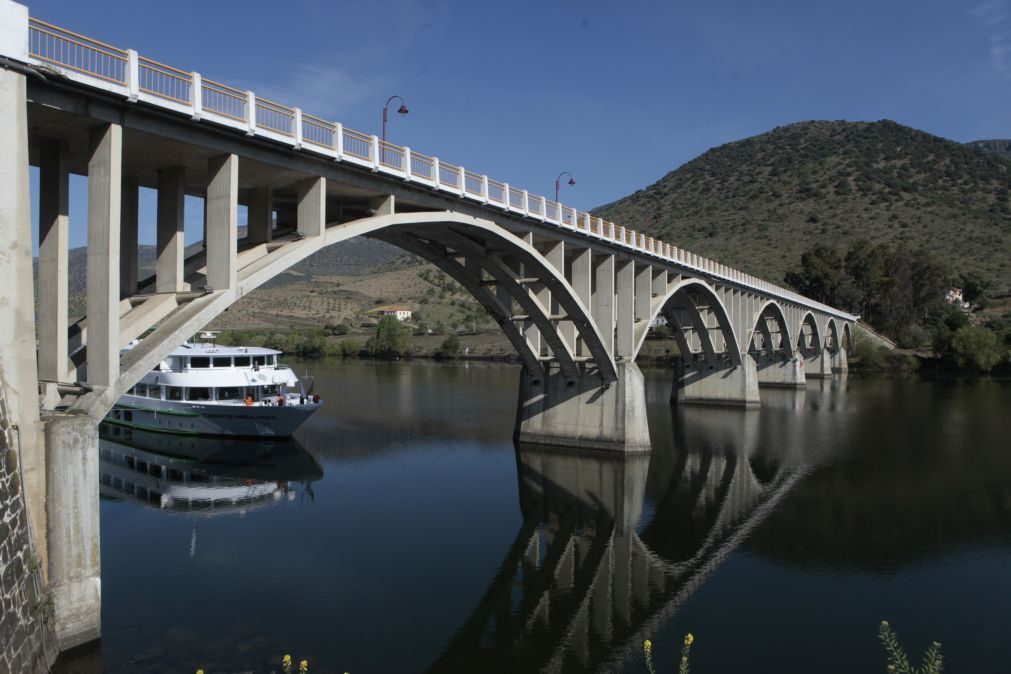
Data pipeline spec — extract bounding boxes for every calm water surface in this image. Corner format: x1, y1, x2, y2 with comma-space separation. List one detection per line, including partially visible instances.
91, 361, 1011, 673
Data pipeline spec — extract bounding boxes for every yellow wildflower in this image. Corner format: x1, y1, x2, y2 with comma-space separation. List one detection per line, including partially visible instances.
283, 654, 292, 664
644, 639, 652, 652
685, 633, 694, 646
300, 659, 309, 672
196, 670, 204, 674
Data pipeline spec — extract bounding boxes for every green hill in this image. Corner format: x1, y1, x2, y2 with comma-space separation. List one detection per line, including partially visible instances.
593, 120, 1011, 290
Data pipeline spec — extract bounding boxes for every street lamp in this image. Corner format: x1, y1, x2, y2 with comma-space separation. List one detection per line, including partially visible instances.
381, 95, 409, 146
555, 171, 575, 203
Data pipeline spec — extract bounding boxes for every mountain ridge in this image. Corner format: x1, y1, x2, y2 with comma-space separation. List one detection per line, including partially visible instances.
592, 119, 1011, 290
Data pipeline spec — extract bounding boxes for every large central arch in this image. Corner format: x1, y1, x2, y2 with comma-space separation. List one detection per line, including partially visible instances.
74, 212, 617, 420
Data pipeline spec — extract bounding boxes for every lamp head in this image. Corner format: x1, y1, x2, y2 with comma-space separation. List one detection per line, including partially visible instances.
398, 104, 409, 115
568, 177, 576, 186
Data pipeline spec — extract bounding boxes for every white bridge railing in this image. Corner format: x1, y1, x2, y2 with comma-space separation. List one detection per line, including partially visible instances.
22, 16, 855, 321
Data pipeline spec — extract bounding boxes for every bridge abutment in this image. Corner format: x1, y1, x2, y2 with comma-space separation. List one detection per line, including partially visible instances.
754, 351, 806, 388
514, 362, 651, 453
43, 413, 101, 652
672, 356, 760, 407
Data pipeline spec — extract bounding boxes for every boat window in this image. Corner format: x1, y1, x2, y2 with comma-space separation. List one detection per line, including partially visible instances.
135, 384, 147, 397
234, 356, 251, 367
253, 355, 267, 367
217, 387, 242, 401
166, 387, 183, 401
167, 468, 184, 481
189, 357, 210, 369
266, 355, 276, 366
261, 385, 279, 396
187, 387, 211, 401
213, 357, 231, 368
135, 459, 147, 474
127, 386, 135, 395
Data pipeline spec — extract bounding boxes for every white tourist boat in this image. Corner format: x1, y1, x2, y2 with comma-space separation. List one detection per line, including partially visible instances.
107, 332, 321, 437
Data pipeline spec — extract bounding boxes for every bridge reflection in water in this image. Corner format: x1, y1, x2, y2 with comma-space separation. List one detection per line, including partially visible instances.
430, 381, 849, 674
97, 424, 323, 518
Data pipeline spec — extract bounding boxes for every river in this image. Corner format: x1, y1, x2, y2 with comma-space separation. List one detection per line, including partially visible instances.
84, 361, 1011, 673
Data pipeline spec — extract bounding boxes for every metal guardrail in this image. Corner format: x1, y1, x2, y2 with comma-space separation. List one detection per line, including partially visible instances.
19, 15, 858, 321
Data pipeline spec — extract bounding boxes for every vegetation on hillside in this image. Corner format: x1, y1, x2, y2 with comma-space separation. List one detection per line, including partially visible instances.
593, 120, 1011, 290
784, 240, 1011, 369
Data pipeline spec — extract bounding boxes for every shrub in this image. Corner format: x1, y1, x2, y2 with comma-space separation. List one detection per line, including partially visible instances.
948, 325, 1002, 372
436, 335, 461, 360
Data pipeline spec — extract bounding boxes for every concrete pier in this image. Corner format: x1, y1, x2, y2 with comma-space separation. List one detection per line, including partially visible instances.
754, 351, 806, 388
832, 348, 849, 374
806, 350, 833, 379
673, 355, 760, 407
43, 414, 100, 652
514, 363, 651, 453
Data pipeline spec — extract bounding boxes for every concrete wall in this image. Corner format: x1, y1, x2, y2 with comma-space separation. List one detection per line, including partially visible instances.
0, 376, 57, 674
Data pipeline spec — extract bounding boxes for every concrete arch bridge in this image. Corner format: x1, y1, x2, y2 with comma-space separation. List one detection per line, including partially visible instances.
0, 2, 854, 655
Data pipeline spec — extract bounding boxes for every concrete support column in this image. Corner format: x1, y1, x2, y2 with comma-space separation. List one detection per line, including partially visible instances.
567, 247, 591, 356
246, 186, 273, 244
86, 123, 122, 388
672, 353, 760, 408
38, 141, 69, 387
541, 241, 564, 358
43, 414, 100, 651
298, 176, 325, 238
0, 66, 47, 578
155, 167, 186, 293
514, 362, 651, 452
635, 265, 652, 323
615, 261, 634, 359
206, 154, 238, 290
592, 255, 615, 356
120, 177, 139, 297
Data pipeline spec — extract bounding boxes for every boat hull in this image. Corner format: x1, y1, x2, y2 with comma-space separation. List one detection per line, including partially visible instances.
106, 396, 319, 437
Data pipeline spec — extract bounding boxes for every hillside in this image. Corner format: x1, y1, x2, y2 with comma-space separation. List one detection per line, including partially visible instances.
593, 120, 1011, 290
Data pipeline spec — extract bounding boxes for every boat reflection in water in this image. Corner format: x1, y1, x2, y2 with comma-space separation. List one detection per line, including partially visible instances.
98, 423, 323, 517
429, 390, 839, 674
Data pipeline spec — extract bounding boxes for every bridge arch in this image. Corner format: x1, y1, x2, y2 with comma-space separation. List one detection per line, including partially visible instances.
749, 301, 794, 356
633, 279, 743, 365
797, 311, 822, 355
841, 322, 853, 351
825, 318, 841, 353
76, 211, 616, 420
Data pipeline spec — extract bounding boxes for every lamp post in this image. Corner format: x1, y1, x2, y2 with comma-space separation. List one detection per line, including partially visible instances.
381, 95, 409, 163
555, 171, 575, 203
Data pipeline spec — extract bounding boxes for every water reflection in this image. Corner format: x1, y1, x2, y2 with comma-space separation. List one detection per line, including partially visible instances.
430, 384, 827, 674
98, 423, 323, 517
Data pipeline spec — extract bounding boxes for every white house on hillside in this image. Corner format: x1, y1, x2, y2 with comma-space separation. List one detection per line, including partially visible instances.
369, 305, 413, 321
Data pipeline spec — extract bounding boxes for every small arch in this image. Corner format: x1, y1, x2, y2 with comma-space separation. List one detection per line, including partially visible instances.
750, 301, 793, 356
841, 322, 853, 351
635, 279, 742, 365
825, 318, 841, 353
796, 311, 822, 355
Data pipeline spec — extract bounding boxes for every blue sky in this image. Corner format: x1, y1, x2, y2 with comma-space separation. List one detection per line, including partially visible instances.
23, 0, 1011, 249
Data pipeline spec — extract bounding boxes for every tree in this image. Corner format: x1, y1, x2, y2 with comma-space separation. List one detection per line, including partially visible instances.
365, 316, 410, 358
